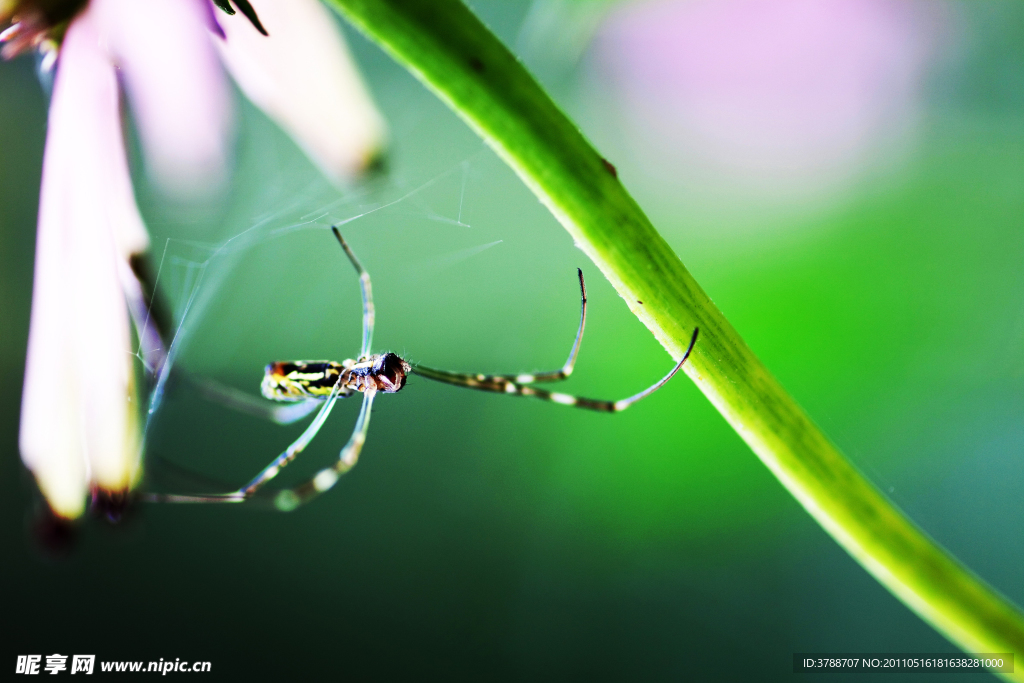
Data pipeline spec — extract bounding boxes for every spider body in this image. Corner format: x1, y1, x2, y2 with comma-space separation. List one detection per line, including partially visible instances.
150, 226, 698, 511
262, 353, 409, 401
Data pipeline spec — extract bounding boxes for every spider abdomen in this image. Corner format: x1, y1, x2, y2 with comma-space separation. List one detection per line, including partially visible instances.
262, 361, 349, 401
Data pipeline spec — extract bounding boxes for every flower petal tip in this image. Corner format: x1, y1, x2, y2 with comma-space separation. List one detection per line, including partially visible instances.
216, 0, 387, 186
91, 488, 135, 523
361, 147, 389, 178
30, 472, 89, 521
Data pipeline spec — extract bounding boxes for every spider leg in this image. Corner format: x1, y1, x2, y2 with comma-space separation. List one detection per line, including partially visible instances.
185, 373, 322, 425
144, 380, 346, 504
271, 387, 377, 511
413, 327, 699, 413
412, 269, 589, 389
497, 268, 587, 383
332, 226, 374, 359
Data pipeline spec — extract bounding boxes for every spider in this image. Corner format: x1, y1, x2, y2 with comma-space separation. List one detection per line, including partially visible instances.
151, 227, 699, 511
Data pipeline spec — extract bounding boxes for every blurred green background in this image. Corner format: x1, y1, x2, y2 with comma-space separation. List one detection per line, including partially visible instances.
1, 0, 1022, 680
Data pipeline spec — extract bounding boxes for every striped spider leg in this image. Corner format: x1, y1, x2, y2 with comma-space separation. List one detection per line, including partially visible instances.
411, 298, 699, 413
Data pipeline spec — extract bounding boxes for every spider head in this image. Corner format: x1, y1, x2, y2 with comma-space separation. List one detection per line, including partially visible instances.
372, 353, 410, 393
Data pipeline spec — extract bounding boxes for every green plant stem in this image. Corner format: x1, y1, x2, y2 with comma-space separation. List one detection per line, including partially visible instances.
324, 0, 1024, 675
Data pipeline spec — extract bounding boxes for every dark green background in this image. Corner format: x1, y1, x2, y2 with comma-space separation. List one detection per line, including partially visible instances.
2, 1, 1021, 680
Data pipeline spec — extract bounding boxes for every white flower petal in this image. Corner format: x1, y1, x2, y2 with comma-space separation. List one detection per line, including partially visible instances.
20, 7, 144, 518
91, 0, 233, 198
216, 0, 386, 184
